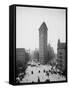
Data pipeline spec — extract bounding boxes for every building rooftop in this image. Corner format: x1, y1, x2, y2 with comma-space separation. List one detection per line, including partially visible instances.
58, 42, 66, 49
39, 22, 48, 31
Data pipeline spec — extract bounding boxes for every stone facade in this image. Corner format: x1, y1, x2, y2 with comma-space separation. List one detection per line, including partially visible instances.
57, 39, 66, 72
39, 22, 48, 64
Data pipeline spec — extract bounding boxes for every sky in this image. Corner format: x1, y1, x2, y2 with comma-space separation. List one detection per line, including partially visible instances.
16, 6, 66, 53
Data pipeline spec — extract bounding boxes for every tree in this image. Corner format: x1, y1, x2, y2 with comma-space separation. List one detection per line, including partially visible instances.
25, 52, 30, 64
47, 44, 55, 64
33, 49, 39, 61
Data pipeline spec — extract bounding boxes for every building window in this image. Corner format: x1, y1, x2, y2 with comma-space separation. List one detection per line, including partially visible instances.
59, 55, 62, 59
59, 52, 62, 55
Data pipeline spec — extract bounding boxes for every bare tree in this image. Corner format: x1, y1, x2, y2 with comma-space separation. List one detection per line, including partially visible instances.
47, 44, 55, 64
33, 49, 39, 61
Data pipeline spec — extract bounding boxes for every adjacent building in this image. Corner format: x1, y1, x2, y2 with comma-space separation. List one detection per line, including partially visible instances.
57, 39, 66, 73
16, 48, 26, 64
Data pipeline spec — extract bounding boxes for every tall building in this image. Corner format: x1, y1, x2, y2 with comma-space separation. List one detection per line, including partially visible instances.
57, 39, 66, 73
39, 22, 48, 64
